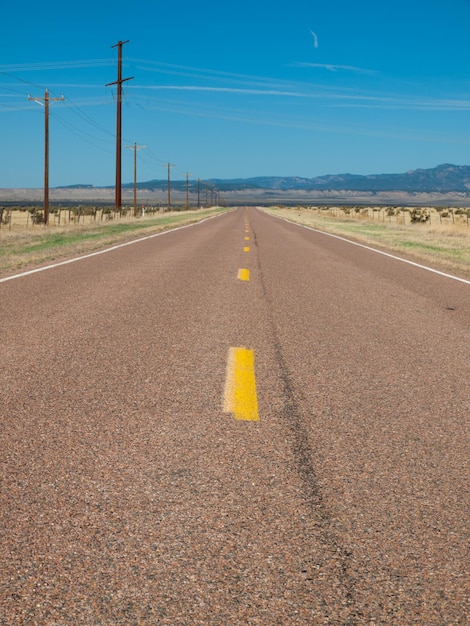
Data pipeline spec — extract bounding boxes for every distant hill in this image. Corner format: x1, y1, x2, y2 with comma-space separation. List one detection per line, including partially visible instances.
45, 164, 470, 198
113, 164, 470, 193
4, 163, 470, 206
299, 163, 470, 193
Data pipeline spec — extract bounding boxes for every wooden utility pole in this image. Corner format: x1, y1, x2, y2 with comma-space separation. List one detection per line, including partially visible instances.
106, 40, 133, 210
28, 89, 64, 225
125, 142, 146, 215
197, 178, 200, 209
162, 163, 176, 211
185, 173, 191, 210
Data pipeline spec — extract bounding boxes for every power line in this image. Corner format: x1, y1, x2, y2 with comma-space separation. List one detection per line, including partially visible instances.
0, 59, 114, 73
0, 70, 44, 91
62, 96, 116, 139
2, 57, 207, 198
50, 110, 115, 155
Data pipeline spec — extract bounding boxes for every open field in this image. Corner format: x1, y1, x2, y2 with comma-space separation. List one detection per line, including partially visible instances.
2, 204, 470, 280
0, 207, 227, 274
3, 184, 470, 207
262, 205, 470, 279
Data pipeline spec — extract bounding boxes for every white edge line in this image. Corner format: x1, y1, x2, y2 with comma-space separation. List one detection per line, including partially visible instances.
0, 212, 225, 284
263, 209, 470, 286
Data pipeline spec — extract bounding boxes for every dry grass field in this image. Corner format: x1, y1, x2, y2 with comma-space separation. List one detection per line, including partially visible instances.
2, 204, 470, 280
263, 205, 470, 280
0, 207, 226, 274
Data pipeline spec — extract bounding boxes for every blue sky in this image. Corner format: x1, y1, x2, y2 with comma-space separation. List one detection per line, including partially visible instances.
2, 0, 470, 187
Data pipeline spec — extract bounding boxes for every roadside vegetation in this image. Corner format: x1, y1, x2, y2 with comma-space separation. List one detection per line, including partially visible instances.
262, 205, 470, 279
0, 206, 227, 273
2, 203, 470, 280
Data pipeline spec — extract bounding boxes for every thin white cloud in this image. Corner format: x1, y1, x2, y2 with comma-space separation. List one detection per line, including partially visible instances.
132, 84, 392, 103
3, 55, 468, 115
310, 30, 319, 48
38, 84, 108, 89
130, 85, 312, 97
331, 97, 470, 111
0, 59, 114, 72
294, 62, 377, 75
132, 58, 284, 86
129, 83, 470, 112
113, 96, 470, 146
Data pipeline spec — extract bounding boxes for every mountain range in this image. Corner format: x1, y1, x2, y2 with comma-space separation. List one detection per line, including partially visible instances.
112, 164, 470, 193
4, 163, 470, 205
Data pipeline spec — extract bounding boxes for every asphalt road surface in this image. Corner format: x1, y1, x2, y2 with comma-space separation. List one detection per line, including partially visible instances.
1, 207, 469, 625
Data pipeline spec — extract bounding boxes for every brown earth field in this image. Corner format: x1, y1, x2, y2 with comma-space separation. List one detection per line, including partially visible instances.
2, 185, 470, 206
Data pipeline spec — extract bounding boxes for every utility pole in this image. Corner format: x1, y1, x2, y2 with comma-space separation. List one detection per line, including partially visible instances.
197, 178, 200, 209
185, 173, 191, 210
205, 183, 209, 207
28, 89, 64, 225
125, 142, 146, 216
162, 163, 175, 211
106, 40, 133, 210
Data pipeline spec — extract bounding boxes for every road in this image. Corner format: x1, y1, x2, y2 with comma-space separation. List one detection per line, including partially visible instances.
1, 207, 469, 624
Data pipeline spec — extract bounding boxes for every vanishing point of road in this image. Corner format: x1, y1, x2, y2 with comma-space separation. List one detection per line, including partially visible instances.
1, 207, 469, 624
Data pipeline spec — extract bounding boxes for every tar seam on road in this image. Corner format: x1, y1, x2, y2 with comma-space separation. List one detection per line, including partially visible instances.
267, 210, 470, 286
251, 221, 358, 615
0, 212, 225, 285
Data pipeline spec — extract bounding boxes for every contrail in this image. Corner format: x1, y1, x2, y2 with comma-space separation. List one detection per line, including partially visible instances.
310, 30, 319, 48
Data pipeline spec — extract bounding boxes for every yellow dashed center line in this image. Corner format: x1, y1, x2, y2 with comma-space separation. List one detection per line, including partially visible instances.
237, 268, 250, 281
224, 347, 259, 421
245, 236, 250, 241
244, 246, 250, 252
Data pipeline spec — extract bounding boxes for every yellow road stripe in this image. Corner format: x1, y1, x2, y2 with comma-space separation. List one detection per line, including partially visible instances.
224, 347, 259, 421
245, 236, 250, 241
244, 246, 250, 252
237, 268, 250, 281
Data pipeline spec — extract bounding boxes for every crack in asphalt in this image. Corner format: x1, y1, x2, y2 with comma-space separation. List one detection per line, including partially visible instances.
251, 224, 360, 623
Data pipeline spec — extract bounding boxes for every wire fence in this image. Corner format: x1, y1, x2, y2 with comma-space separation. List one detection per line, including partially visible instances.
0, 205, 180, 231
311, 205, 470, 227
